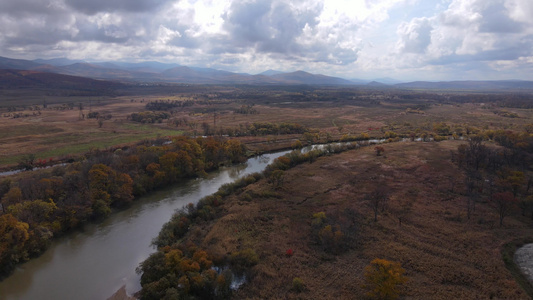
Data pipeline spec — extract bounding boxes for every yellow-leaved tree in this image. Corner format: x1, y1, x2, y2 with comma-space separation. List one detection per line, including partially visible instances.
363, 258, 407, 300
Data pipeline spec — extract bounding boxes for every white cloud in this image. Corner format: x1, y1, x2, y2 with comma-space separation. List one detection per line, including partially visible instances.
396, 17, 432, 53
0, 0, 531, 80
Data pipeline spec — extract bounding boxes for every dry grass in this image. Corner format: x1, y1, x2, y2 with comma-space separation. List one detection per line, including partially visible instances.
0, 97, 180, 166
189, 140, 533, 299
2, 88, 533, 170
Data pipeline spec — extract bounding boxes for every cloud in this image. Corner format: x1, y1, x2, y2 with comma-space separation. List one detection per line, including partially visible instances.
64, 0, 171, 15
479, 3, 523, 33
390, 0, 533, 77
396, 17, 432, 53
223, 1, 316, 55
0, 0, 531, 80
506, 0, 533, 26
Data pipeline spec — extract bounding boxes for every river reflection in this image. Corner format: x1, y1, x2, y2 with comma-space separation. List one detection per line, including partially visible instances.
0, 151, 290, 300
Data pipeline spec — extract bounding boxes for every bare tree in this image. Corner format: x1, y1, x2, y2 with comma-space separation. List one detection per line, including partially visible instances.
367, 183, 388, 222
492, 192, 516, 226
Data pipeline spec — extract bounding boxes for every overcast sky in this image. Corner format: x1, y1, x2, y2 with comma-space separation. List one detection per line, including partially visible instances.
0, 0, 532, 81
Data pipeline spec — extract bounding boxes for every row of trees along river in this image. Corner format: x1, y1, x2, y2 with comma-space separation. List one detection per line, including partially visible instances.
0, 135, 261, 299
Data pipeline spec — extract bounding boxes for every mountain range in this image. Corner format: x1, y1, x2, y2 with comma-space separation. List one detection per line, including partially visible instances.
0, 56, 359, 86
0, 56, 532, 90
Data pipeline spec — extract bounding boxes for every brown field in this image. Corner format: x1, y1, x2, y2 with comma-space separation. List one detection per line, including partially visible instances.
187, 140, 533, 299
2, 86, 532, 169
0, 96, 178, 166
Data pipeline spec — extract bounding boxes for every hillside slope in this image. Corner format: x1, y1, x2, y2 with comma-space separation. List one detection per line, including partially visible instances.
143, 140, 533, 299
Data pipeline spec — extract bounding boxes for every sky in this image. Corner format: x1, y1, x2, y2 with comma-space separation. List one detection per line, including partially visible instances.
0, 0, 532, 81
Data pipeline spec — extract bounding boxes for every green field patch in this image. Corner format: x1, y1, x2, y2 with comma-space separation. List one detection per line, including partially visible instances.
0, 127, 183, 166
0, 124, 64, 139
120, 122, 176, 132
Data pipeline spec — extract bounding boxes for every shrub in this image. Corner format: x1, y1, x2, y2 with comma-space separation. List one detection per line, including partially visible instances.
291, 140, 303, 149
363, 258, 407, 300
292, 277, 305, 292
375, 146, 385, 156
231, 248, 259, 270
312, 212, 326, 227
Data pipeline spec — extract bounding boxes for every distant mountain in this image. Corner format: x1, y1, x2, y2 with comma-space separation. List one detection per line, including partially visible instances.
347, 78, 369, 84
33, 58, 85, 66
259, 69, 284, 76
0, 56, 43, 70
0, 69, 122, 90
35, 62, 163, 82
395, 80, 533, 90
373, 77, 403, 85
162, 66, 282, 84
163, 66, 238, 83
0, 56, 356, 85
104, 61, 181, 73
4, 56, 531, 89
270, 70, 355, 85
366, 81, 389, 87
47, 63, 150, 80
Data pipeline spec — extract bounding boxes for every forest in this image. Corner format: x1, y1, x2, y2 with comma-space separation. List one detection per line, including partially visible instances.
0, 136, 246, 279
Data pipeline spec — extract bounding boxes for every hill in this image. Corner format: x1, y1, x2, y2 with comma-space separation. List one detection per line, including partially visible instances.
0, 69, 122, 91
0, 56, 357, 85
139, 140, 533, 299
258, 69, 284, 76
2, 56, 532, 89
395, 80, 533, 91
270, 70, 355, 85
0, 56, 43, 70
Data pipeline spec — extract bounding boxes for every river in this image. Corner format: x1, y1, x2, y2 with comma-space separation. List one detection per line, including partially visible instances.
0, 150, 290, 300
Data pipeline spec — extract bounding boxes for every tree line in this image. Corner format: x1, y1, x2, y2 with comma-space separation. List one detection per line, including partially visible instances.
452, 129, 533, 225
0, 136, 247, 279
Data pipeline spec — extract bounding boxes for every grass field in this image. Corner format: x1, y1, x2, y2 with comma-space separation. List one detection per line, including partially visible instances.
181, 141, 533, 299
0, 97, 182, 166
1, 86, 532, 170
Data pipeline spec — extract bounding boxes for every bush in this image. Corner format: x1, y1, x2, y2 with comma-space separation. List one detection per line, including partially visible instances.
292, 277, 305, 292
363, 258, 407, 300
231, 248, 259, 270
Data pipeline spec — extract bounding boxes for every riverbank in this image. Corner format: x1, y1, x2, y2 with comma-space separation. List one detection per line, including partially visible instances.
503, 238, 533, 298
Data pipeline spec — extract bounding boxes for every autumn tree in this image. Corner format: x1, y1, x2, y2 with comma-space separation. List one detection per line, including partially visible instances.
224, 139, 246, 163
88, 164, 133, 217
492, 192, 516, 226
267, 169, 285, 189
375, 146, 385, 156
499, 170, 526, 197
88, 164, 113, 217
139, 246, 230, 299
0, 179, 11, 213
2, 187, 23, 208
363, 258, 407, 300
8, 199, 57, 227
18, 154, 36, 171
0, 214, 30, 277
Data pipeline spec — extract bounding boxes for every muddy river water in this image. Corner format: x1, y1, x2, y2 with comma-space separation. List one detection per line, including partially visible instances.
0, 150, 290, 300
